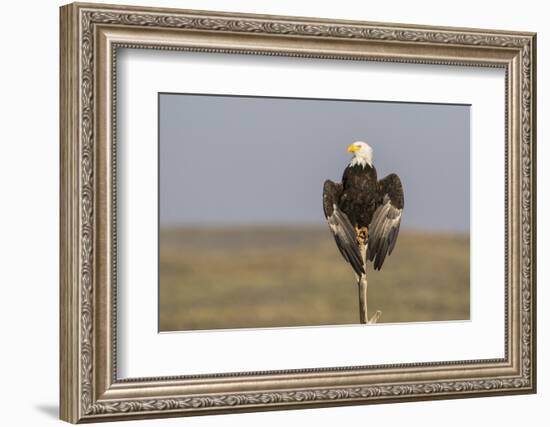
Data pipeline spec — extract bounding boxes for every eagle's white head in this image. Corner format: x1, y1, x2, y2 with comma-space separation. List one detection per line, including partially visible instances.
347, 141, 373, 168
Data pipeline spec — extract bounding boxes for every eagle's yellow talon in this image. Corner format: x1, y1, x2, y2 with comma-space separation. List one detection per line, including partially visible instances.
355, 226, 369, 244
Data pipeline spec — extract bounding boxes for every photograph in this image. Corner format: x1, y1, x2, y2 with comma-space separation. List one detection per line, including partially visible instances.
158, 93, 471, 331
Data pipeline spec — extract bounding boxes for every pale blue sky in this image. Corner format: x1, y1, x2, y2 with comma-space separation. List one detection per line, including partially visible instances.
159, 93, 470, 233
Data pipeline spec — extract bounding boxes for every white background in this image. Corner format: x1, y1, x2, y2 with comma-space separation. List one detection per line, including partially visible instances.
118, 50, 504, 377
0, 0, 545, 426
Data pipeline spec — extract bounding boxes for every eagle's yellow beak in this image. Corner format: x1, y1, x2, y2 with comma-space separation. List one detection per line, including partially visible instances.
347, 144, 359, 153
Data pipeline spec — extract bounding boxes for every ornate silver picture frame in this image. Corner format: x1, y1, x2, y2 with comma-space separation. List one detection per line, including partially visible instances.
60, 2, 536, 423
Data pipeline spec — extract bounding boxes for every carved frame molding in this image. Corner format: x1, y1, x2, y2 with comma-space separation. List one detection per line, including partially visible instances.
60, 2, 536, 423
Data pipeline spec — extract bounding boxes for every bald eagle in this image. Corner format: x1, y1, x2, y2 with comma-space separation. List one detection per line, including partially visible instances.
323, 141, 404, 274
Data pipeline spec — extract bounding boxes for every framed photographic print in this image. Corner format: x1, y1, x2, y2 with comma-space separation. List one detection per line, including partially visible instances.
60, 2, 537, 423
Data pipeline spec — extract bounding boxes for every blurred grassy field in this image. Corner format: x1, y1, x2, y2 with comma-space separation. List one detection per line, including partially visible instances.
159, 226, 469, 331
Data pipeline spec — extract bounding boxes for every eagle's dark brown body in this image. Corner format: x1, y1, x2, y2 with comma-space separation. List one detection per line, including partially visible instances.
339, 164, 380, 229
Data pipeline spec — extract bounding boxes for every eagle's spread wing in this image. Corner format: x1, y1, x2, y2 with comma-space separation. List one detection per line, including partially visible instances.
323, 180, 365, 276
367, 173, 404, 270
